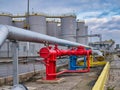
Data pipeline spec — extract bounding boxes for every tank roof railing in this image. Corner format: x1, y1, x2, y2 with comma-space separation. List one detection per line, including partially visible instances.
0, 11, 76, 18
11, 12, 76, 18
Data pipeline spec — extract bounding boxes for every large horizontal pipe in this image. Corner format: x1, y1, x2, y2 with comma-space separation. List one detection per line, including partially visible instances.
0, 25, 8, 47
0, 25, 91, 48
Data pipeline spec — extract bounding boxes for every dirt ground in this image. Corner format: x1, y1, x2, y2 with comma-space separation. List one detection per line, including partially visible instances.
0, 62, 103, 90
23, 67, 103, 90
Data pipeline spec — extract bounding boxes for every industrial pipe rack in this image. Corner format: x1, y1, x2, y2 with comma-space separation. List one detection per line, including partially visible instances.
0, 25, 109, 89
0, 25, 92, 85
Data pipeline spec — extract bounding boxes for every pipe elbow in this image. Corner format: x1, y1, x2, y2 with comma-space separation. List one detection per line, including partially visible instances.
0, 25, 9, 47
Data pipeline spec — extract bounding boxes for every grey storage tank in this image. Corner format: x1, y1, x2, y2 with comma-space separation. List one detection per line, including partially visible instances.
28, 14, 47, 56
57, 25, 61, 38
47, 21, 61, 38
29, 14, 47, 34
77, 21, 88, 45
0, 13, 12, 25
47, 21, 58, 37
84, 26, 88, 45
12, 20, 24, 28
61, 15, 77, 42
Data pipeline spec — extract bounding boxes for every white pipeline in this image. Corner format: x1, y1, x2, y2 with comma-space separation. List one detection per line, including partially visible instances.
0, 25, 91, 48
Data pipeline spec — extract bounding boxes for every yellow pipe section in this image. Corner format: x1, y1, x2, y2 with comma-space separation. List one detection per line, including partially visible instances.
78, 56, 107, 67
92, 62, 110, 90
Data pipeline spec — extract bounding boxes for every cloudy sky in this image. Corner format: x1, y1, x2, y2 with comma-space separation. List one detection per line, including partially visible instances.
0, 0, 120, 44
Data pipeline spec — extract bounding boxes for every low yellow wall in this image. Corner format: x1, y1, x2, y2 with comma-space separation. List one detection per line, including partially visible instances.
92, 62, 110, 90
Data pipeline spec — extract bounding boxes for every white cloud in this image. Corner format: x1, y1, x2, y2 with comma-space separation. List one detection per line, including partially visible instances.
0, 0, 120, 44
0, 0, 120, 15
85, 16, 120, 43
77, 11, 102, 19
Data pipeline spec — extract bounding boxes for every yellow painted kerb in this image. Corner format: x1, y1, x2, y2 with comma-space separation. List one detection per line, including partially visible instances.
92, 62, 110, 90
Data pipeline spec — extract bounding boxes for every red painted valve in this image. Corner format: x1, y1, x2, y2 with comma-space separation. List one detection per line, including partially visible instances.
40, 45, 91, 58
39, 45, 92, 80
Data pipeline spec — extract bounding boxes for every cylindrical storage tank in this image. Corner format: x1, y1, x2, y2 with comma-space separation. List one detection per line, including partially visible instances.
28, 14, 47, 57
0, 14, 12, 25
28, 15, 47, 34
61, 15, 77, 42
77, 21, 87, 45
84, 26, 88, 45
47, 21, 58, 37
57, 25, 61, 38
12, 20, 24, 28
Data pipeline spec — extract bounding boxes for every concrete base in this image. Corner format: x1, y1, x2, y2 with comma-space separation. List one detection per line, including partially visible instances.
0, 86, 37, 90
27, 87, 37, 90
36, 78, 65, 84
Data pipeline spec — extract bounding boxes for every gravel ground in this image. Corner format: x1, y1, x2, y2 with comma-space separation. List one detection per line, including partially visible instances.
0, 67, 102, 90
106, 54, 120, 90
24, 67, 102, 90
0, 58, 103, 90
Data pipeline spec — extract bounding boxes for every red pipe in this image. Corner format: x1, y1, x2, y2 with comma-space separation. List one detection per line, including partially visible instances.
46, 52, 91, 76
87, 51, 90, 71
65, 53, 90, 73
39, 45, 92, 80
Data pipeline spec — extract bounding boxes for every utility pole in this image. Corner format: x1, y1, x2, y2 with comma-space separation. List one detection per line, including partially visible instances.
26, 0, 29, 28
26, 0, 30, 63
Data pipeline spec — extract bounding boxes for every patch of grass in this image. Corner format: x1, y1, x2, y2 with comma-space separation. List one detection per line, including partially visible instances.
87, 80, 96, 87
107, 86, 115, 90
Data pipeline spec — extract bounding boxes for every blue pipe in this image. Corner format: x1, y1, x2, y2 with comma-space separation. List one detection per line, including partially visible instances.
69, 55, 86, 70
